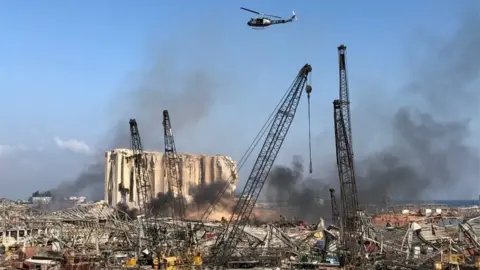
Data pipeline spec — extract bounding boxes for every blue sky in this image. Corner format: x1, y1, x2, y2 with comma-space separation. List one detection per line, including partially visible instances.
0, 1, 478, 200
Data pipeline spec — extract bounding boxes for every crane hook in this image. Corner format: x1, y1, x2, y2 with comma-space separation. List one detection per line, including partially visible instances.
306, 84, 313, 174
306, 85, 312, 95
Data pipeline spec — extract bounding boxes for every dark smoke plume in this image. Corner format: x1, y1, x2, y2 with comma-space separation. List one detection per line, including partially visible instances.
356, 109, 478, 202
116, 203, 139, 220
47, 26, 230, 201
49, 163, 105, 201
146, 180, 235, 218
355, 11, 480, 201
272, 12, 480, 206
265, 155, 332, 224
270, 13, 480, 207
149, 192, 179, 217
190, 180, 234, 207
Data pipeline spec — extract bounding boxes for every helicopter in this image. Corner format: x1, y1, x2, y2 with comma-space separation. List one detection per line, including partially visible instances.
241, 7, 296, 28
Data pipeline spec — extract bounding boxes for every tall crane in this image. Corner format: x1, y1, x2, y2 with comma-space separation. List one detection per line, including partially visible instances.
329, 188, 340, 227
211, 64, 312, 267
334, 42, 360, 269
129, 119, 159, 251
162, 110, 186, 222
338, 45, 353, 148
163, 110, 192, 263
334, 98, 359, 267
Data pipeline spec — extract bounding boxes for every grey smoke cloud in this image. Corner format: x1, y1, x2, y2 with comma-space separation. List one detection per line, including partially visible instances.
50, 162, 105, 200
48, 27, 231, 201
267, 11, 480, 214
190, 180, 234, 207
356, 11, 480, 201
48, 10, 480, 205
265, 155, 332, 224
130, 180, 235, 218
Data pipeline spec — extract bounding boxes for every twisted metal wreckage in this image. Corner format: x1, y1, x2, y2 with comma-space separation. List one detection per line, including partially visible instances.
0, 199, 479, 269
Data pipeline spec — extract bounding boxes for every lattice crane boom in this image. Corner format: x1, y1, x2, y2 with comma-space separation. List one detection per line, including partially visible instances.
333, 99, 359, 267
163, 110, 186, 221
129, 119, 152, 216
329, 188, 340, 227
212, 64, 312, 266
334, 44, 361, 268
338, 45, 353, 147
129, 119, 161, 250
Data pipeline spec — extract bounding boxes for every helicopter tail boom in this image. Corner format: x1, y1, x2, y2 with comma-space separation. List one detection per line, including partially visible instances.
269, 11, 297, 25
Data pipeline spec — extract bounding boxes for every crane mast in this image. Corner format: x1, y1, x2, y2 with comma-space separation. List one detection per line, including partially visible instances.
338, 45, 353, 147
129, 119, 159, 248
163, 110, 186, 221
334, 44, 360, 268
333, 99, 359, 267
129, 119, 152, 216
212, 64, 312, 267
329, 188, 340, 227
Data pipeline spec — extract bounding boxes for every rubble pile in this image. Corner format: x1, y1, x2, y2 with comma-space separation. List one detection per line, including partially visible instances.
0, 199, 479, 269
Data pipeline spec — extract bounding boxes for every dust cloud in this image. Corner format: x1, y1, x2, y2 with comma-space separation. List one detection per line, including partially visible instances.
120, 180, 275, 223
149, 192, 177, 217
126, 181, 236, 220
34, 200, 75, 213
191, 181, 234, 207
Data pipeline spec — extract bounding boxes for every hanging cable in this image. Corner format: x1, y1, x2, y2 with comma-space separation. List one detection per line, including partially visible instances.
306, 77, 313, 174
200, 79, 297, 221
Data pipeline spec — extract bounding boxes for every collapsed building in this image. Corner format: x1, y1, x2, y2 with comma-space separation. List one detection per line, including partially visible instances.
104, 149, 238, 207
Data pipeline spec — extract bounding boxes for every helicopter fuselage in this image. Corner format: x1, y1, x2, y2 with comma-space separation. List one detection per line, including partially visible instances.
242, 7, 296, 28
247, 17, 272, 27
247, 16, 294, 28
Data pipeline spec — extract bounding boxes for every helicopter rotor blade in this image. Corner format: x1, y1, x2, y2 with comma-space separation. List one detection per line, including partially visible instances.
240, 7, 283, 19
264, 14, 282, 19
240, 7, 261, 15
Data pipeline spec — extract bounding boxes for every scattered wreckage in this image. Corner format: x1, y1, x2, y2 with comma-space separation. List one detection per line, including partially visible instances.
0, 200, 479, 269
